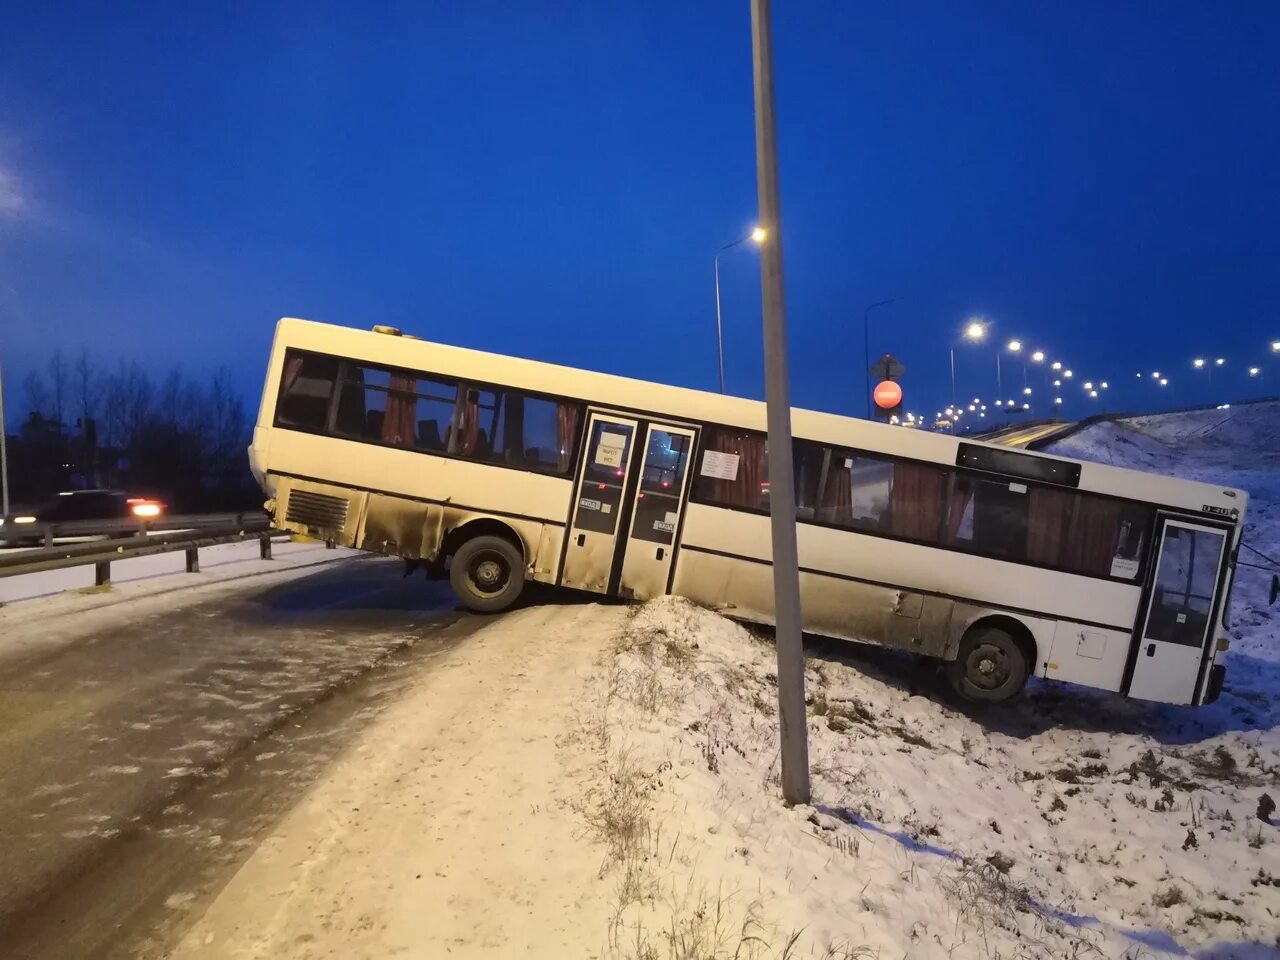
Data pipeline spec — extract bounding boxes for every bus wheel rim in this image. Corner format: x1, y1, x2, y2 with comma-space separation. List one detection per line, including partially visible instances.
470, 554, 509, 594
966, 643, 1010, 690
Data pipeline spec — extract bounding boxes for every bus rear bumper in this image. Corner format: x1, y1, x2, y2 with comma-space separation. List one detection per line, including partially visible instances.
1203, 664, 1226, 705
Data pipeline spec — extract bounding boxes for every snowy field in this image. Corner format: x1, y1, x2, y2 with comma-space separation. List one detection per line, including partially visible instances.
167, 407, 1278, 960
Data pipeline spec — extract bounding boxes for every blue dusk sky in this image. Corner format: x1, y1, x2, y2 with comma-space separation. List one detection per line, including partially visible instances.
1, 1, 1277, 423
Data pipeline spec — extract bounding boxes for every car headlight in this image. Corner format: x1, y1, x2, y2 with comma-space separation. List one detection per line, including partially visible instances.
14, 516, 37, 524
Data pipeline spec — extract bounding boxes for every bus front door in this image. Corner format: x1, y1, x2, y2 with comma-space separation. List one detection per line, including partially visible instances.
560, 413, 640, 593
1129, 516, 1229, 704
617, 424, 698, 601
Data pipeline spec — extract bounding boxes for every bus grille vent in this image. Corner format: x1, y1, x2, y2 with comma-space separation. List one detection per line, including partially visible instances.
286, 490, 349, 531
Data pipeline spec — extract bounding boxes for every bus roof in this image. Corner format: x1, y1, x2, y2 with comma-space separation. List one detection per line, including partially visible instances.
266, 317, 1247, 519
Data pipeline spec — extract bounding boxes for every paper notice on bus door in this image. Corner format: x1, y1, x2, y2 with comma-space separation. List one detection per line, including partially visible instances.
595, 431, 627, 468
699, 450, 739, 481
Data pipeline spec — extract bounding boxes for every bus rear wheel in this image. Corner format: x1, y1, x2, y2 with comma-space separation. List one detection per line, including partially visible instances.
946, 626, 1030, 704
450, 535, 525, 613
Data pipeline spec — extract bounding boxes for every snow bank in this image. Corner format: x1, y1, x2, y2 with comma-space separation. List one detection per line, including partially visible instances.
601, 597, 1278, 959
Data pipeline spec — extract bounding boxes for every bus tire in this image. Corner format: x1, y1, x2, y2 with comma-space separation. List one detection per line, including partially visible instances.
450, 535, 525, 613
946, 625, 1029, 704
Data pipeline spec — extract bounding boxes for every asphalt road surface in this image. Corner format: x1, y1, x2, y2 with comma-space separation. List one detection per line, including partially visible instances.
0, 557, 493, 959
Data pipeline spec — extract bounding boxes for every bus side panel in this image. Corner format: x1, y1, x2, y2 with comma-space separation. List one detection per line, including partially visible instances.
1043, 624, 1130, 692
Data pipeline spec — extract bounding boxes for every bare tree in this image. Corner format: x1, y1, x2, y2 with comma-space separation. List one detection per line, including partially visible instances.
101, 362, 152, 448
47, 350, 68, 427
22, 370, 49, 421
73, 349, 101, 428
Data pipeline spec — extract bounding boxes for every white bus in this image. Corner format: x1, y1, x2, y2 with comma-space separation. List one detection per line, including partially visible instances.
250, 318, 1247, 706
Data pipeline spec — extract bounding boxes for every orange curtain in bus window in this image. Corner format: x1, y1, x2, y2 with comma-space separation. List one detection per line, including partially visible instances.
453, 388, 480, 456
1064, 496, 1122, 576
706, 430, 766, 509
890, 462, 945, 540
381, 375, 417, 448
556, 403, 581, 473
1026, 486, 1071, 565
818, 458, 853, 525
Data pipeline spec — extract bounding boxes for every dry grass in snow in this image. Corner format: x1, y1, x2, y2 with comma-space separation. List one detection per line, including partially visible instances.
580, 597, 1277, 960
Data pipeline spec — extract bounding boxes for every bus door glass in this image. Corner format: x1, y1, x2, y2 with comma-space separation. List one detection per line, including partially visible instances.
561, 413, 639, 593
618, 424, 698, 600
1129, 516, 1229, 704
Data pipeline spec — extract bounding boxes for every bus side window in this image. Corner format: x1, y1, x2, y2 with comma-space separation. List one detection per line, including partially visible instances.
277, 353, 339, 431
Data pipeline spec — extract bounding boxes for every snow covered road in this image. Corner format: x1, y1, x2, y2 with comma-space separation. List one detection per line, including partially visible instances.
0, 555, 488, 959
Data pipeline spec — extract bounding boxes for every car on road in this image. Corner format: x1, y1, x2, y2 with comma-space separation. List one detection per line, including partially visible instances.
0, 489, 166, 547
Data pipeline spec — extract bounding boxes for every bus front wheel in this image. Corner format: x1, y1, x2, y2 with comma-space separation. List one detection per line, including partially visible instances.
450, 535, 525, 613
946, 626, 1030, 704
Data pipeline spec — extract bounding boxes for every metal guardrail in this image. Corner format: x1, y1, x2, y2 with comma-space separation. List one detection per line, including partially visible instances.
0, 517, 289, 586
0, 511, 269, 548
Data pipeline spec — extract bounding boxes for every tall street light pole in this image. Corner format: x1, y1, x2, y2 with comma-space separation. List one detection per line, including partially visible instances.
863, 298, 896, 418
750, 0, 808, 806
713, 227, 766, 394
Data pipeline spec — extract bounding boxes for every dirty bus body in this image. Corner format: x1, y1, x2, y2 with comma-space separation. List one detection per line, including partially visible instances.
250, 318, 1246, 706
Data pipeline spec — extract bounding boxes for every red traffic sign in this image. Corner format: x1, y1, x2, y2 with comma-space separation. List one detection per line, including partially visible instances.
873, 379, 903, 410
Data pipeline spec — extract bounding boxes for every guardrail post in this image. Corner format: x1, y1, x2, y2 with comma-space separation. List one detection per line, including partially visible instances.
94, 561, 110, 587
185, 547, 200, 573
259, 534, 272, 560
42, 525, 54, 548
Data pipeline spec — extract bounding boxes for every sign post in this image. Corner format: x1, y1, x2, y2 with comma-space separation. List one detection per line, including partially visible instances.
750, 0, 809, 806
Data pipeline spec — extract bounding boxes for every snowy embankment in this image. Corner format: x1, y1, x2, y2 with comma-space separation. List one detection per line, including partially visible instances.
171, 406, 1277, 960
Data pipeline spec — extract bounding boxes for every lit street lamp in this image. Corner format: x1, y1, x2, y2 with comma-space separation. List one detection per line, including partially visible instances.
1031, 350, 1045, 363
713, 226, 766, 394
950, 319, 987, 405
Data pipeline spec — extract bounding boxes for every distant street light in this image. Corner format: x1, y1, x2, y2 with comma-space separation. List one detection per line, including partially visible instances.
1083, 381, 1094, 390
1007, 339, 1022, 353
713, 226, 766, 394
1054, 397, 1063, 405
1064, 369, 1074, 378
1215, 357, 1225, 366
1272, 340, 1280, 352
1249, 367, 1260, 376
1193, 358, 1206, 368
1089, 390, 1099, 398
1051, 361, 1062, 371
1160, 378, 1169, 386
1023, 387, 1032, 395
1101, 381, 1109, 389
1031, 350, 1045, 363
1053, 379, 1061, 387
1153, 371, 1161, 379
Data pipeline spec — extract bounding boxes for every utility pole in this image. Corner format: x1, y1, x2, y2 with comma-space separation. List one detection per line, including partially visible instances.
750, 0, 809, 806
0, 360, 9, 516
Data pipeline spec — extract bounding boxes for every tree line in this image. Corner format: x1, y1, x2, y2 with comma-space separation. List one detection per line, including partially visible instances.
6, 350, 259, 512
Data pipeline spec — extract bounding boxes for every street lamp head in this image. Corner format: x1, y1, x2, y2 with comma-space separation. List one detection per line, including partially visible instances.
1083, 381, 1093, 390
1153, 371, 1161, 379
1101, 381, 1109, 389
1064, 369, 1073, 378
1249, 367, 1260, 376
1022, 402, 1030, 410
1023, 387, 1032, 395
1031, 350, 1045, 363
1054, 397, 1063, 405
1160, 378, 1169, 386
1193, 358, 1205, 368
1007, 339, 1022, 353
1272, 341, 1280, 352
1053, 379, 1061, 387
1090, 390, 1099, 398
964, 320, 986, 342
1215, 357, 1225, 366
1051, 361, 1062, 371
750, 226, 767, 244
